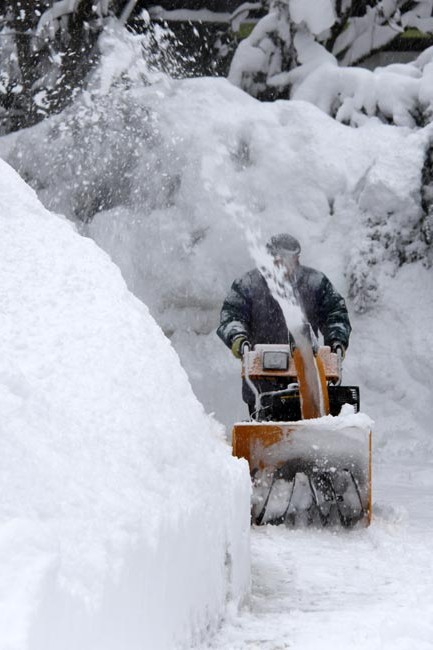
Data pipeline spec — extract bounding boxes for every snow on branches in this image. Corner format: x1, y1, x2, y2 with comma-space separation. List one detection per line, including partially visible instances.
293, 46, 433, 128
229, 0, 336, 100
0, 1, 115, 132
332, 0, 433, 66
35, 0, 109, 41
229, 0, 433, 126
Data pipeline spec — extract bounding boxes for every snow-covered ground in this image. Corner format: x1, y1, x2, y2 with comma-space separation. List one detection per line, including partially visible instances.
0, 159, 250, 650
1, 46, 433, 649
201, 496, 433, 650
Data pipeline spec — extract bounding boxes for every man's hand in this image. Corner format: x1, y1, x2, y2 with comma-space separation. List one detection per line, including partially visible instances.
331, 341, 346, 359
231, 336, 250, 359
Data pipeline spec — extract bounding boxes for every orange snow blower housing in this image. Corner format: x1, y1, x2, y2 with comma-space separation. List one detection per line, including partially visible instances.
232, 342, 372, 527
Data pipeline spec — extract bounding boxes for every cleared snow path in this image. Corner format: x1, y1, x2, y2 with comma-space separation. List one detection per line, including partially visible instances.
202, 462, 433, 650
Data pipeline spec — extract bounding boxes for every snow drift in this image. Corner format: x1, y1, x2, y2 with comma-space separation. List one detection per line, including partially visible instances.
0, 159, 251, 650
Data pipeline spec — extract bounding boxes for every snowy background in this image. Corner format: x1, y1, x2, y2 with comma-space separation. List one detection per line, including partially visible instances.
1, 11, 433, 650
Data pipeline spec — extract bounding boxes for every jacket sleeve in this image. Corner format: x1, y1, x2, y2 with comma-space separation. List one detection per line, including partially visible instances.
316, 275, 352, 348
217, 277, 252, 348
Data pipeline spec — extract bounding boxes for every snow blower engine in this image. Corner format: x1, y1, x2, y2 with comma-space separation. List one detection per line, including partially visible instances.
232, 327, 372, 527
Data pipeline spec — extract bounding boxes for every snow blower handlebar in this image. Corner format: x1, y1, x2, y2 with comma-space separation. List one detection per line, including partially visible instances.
335, 347, 343, 386
242, 342, 261, 415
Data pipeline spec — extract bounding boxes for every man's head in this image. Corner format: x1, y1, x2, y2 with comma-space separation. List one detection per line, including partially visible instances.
266, 233, 301, 278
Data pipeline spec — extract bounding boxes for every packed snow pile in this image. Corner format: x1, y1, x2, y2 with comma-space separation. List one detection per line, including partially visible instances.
0, 159, 251, 650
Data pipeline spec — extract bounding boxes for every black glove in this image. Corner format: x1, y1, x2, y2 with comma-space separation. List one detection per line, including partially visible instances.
231, 336, 250, 359
331, 341, 346, 359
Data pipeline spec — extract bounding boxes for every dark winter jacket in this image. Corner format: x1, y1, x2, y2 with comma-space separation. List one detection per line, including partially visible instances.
217, 266, 351, 350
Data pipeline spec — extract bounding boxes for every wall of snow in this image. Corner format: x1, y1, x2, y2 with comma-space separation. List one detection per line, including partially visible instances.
0, 159, 251, 650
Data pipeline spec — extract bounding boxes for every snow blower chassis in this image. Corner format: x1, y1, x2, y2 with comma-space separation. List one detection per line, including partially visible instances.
232, 343, 372, 528
233, 421, 372, 527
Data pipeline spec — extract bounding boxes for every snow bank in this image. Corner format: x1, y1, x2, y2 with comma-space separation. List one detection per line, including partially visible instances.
0, 159, 250, 650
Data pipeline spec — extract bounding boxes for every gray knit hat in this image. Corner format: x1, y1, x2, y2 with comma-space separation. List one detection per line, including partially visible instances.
266, 233, 301, 256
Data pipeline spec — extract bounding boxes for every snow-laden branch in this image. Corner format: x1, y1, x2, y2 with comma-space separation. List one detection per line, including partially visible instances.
36, 0, 80, 35
36, 0, 110, 38
119, 0, 139, 25
332, 0, 433, 65
229, 0, 433, 125
230, 2, 263, 32
292, 46, 433, 127
228, 0, 336, 98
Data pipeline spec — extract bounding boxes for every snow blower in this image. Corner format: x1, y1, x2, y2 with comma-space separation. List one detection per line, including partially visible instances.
232, 330, 372, 527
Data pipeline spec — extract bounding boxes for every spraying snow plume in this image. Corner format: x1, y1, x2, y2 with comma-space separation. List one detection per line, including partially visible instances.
246, 229, 304, 331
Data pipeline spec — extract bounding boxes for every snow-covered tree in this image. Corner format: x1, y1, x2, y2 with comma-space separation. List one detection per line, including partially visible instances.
229, 0, 335, 100
0, 0, 135, 132
229, 0, 433, 106
229, 0, 433, 126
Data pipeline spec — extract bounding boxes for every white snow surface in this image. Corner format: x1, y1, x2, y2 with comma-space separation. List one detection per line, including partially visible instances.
0, 159, 251, 650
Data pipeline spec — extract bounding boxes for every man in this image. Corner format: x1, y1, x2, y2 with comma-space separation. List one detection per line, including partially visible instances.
217, 233, 351, 413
